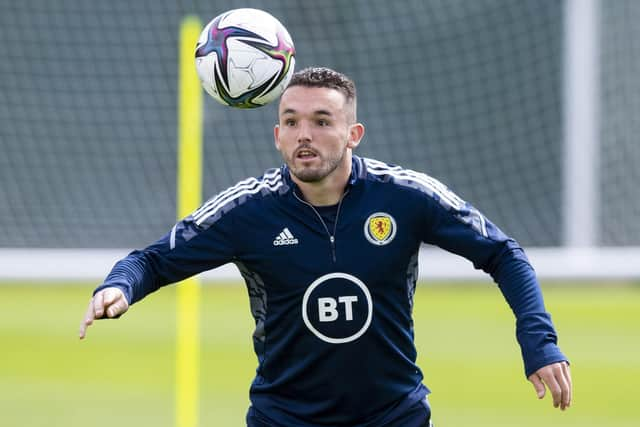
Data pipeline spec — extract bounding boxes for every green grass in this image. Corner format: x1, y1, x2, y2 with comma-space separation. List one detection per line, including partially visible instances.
1, 281, 638, 426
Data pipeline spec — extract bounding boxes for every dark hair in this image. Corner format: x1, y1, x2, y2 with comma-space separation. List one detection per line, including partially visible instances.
286, 67, 357, 107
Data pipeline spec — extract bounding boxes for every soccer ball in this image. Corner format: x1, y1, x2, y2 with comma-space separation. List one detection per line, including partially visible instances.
195, 8, 296, 108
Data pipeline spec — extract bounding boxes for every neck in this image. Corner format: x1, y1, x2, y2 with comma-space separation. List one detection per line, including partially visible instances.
295, 179, 346, 206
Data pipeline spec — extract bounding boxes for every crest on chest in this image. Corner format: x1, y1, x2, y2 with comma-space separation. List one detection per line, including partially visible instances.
364, 212, 396, 246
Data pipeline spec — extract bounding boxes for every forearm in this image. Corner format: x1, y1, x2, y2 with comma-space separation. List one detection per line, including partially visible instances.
93, 216, 236, 304
491, 246, 568, 377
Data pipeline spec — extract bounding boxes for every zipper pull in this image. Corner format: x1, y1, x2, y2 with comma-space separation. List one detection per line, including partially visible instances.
329, 235, 336, 262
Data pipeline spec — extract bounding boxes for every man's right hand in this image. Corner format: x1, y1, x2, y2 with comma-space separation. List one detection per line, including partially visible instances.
79, 287, 129, 339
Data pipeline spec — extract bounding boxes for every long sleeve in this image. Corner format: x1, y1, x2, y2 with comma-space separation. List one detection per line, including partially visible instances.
422, 197, 567, 377
94, 213, 236, 304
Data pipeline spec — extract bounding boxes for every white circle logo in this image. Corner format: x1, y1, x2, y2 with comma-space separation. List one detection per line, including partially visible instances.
301, 272, 373, 344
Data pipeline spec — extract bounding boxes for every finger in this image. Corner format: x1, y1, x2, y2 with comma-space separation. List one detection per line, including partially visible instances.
79, 299, 96, 339
79, 323, 87, 339
105, 289, 129, 318
560, 363, 572, 409
564, 363, 572, 408
92, 291, 106, 319
103, 288, 119, 318
528, 373, 546, 399
106, 300, 125, 318
540, 368, 563, 409
550, 363, 570, 410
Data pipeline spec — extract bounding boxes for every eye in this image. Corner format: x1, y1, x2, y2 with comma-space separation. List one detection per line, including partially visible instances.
284, 118, 296, 126
317, 119, 329, 126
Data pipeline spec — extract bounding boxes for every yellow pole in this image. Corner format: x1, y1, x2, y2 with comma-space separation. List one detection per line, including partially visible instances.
176, 15, 203, 427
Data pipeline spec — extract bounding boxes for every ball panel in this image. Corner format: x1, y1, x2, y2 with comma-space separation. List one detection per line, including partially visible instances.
195, 54, 223, 100
226, 39, 280, 97
252, 57, 296, 106
218, 8, 285, 46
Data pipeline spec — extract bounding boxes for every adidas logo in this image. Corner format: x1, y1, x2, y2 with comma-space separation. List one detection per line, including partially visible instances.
273, 227, 299, 246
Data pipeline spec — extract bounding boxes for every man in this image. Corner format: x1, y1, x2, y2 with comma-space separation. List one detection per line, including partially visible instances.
80, 67, 571, 426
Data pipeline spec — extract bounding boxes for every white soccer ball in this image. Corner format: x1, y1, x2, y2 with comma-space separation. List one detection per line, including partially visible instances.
195, 8, 296, 108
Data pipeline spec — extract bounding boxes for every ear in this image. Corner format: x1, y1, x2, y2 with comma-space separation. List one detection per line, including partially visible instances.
347, 123, 365, 149
274, 124, 281, 150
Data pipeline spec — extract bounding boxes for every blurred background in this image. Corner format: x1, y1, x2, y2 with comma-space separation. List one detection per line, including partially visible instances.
0, 0, 638, 426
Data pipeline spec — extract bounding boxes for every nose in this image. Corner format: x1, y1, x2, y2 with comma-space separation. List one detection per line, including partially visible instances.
296, 120, 312, 144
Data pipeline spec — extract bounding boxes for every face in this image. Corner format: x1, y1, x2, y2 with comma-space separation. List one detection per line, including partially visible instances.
274, 86, 364, 184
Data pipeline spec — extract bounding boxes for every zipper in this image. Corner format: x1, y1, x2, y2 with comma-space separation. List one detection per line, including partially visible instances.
293, 189, 348, 262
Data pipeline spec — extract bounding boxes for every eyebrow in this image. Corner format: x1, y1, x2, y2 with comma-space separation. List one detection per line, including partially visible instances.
281, 108, 333, 117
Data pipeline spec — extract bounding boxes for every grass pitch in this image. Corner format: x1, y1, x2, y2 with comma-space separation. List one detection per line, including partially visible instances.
1, 281, 638, 426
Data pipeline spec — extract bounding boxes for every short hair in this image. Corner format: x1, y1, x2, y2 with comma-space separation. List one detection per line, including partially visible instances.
285, 67, 357, 120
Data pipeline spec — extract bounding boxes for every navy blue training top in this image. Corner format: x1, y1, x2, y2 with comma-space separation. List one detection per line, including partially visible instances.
95, 156, 567, 426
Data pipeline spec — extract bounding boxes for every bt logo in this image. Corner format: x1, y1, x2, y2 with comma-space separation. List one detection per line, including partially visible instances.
302, 273, 373, 344
318, 296, 358, 322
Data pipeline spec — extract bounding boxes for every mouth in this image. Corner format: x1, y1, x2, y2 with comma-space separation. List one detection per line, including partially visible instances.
295, 148, 318, 160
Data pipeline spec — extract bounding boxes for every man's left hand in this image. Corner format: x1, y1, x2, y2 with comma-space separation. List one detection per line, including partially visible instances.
528, 361, 572, 410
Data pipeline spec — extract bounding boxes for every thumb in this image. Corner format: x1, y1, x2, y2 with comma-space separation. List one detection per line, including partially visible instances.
529, 374, 546, 399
